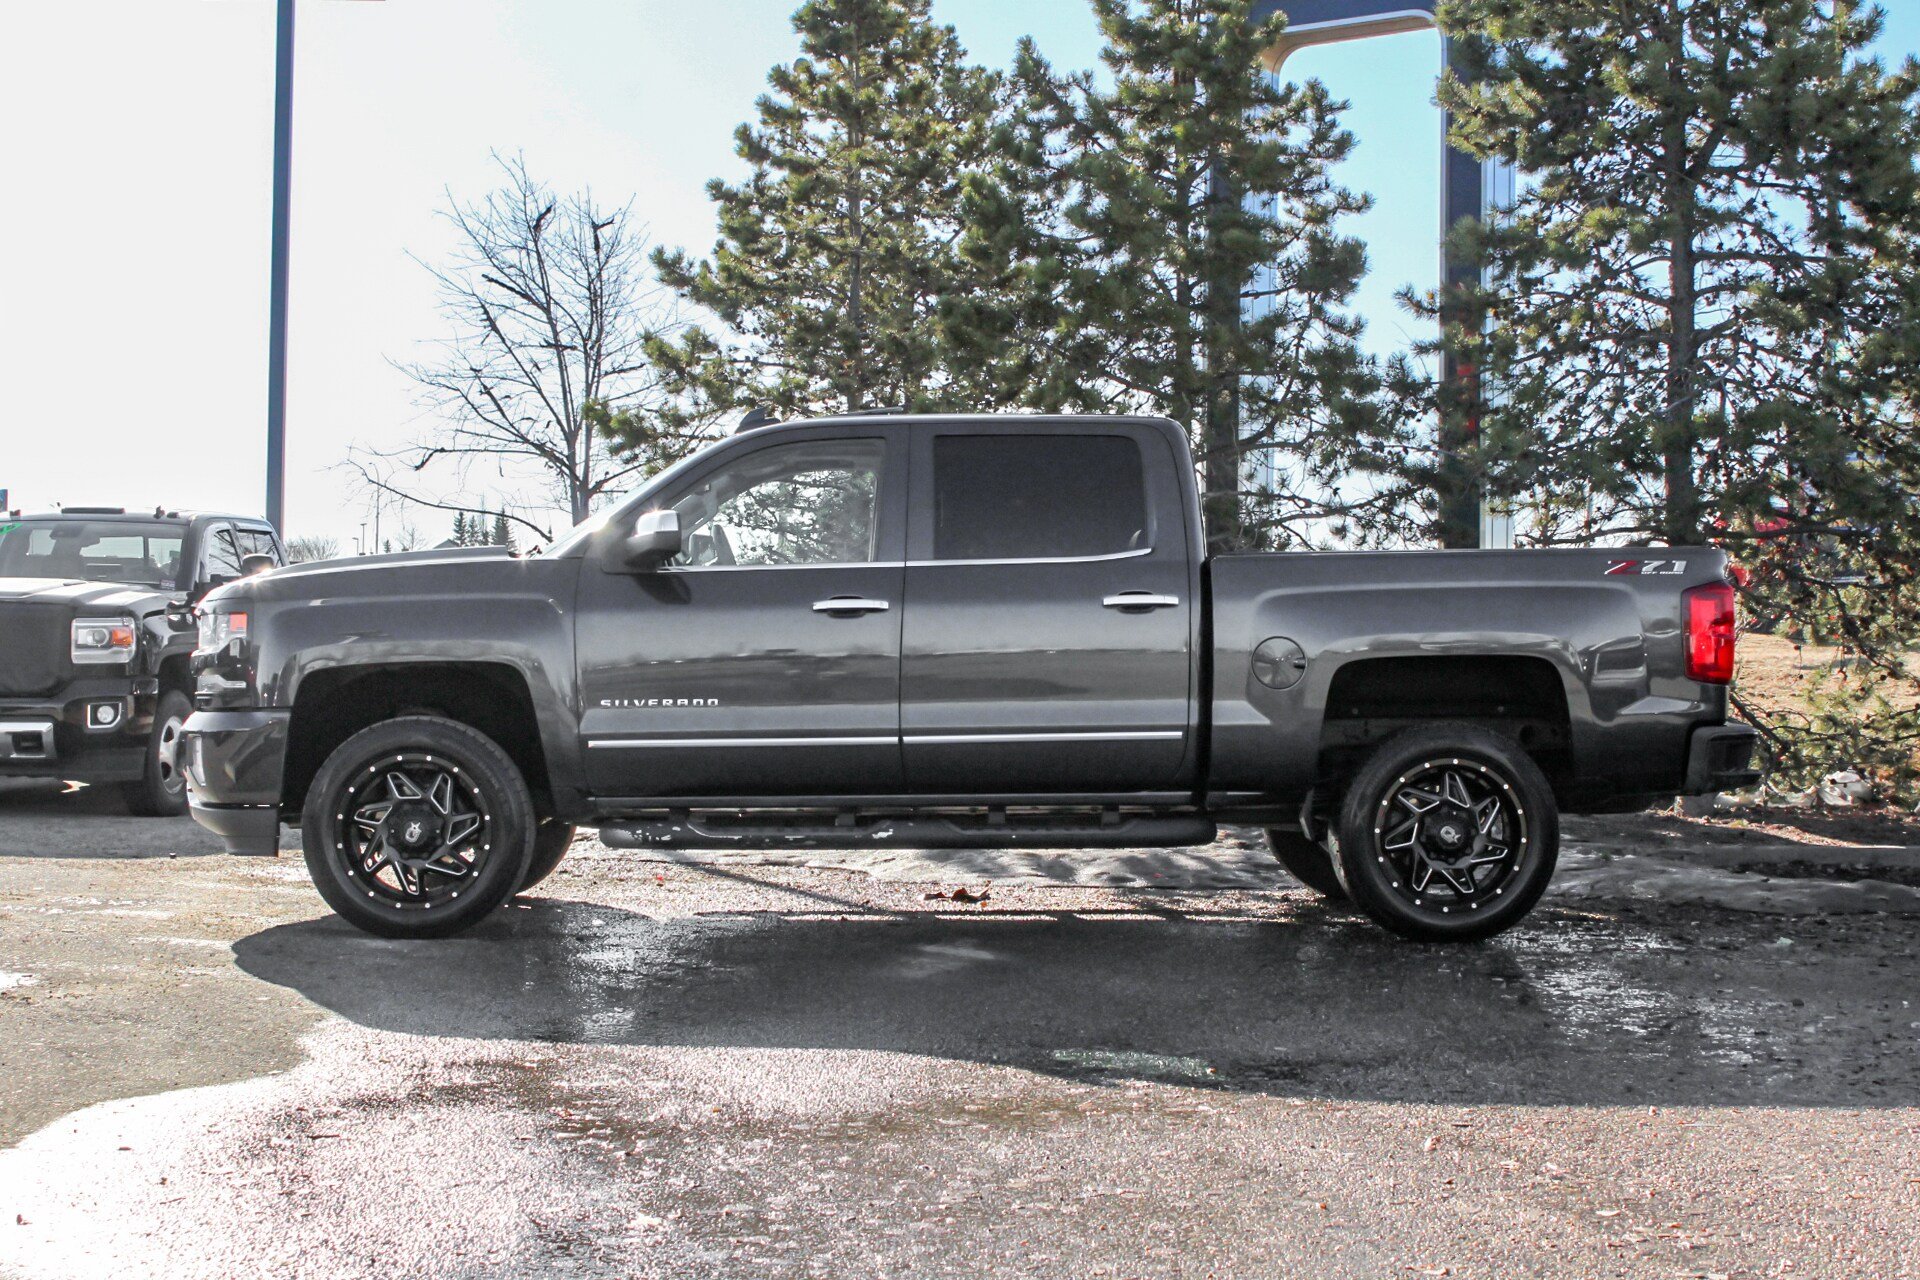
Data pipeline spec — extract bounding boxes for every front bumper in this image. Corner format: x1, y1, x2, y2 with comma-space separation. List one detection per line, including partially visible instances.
181, 708, 291, 856
1683, 722, 1762, 795
0, 678, 157, 783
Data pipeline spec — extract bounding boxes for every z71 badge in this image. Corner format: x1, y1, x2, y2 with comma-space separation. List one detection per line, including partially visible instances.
1604, 558, 1688, 576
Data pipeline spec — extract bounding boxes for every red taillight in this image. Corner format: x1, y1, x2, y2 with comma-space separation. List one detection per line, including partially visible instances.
1685, 582, 1737, 684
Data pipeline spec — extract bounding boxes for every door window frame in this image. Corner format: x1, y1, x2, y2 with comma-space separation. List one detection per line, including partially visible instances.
197, 523, 243, 584
593, 426, 909, 573
904, 420, 1187, 567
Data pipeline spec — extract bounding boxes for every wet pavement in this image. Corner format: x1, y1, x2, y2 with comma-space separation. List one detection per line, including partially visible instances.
2, 784, 1918, 1278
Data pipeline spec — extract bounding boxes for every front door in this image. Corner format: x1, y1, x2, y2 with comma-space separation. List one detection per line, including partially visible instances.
576, 429, 907, 799
899, 423, 1197, 794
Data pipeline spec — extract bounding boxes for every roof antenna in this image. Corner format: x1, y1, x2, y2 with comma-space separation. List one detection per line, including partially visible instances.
735, 406, 779, 434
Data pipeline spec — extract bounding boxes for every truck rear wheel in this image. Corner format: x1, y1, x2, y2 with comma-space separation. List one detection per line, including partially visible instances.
1330, 725, 1558, 942
1264, 827, 1347, 900
300, 716, 535, 938
122, 690, 192, 817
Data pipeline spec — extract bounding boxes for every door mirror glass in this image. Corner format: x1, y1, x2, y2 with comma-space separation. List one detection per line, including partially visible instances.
240, 553, 277, 577
623, 509, 683, 570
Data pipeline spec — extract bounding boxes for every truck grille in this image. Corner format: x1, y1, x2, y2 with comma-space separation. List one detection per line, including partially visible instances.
0, 605, 70, 697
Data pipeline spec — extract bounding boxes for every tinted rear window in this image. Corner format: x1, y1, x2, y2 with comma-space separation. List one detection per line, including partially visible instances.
932, 435, 1149, 561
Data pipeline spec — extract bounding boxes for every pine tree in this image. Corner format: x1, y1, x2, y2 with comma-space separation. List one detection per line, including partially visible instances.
451, 512, 469, 547
491, 512, 517, 554
620, 0, 1014, 440
1432, 0, 1920, 797
1431, 0, 1920, 550
962, 0, 1394, 551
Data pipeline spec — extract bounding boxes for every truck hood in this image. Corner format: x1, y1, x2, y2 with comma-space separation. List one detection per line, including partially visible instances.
205, 546, 529, 608
0, 577, 176, 611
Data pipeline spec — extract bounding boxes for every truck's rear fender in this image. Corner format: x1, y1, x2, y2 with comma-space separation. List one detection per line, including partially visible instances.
1206, 550, 1731, 806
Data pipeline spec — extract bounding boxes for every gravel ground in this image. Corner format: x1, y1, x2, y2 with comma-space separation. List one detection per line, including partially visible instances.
1, 780, 1917, 1279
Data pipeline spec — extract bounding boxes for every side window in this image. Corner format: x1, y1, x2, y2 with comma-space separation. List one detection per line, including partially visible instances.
933, 434, 1149, 561
669, 439, 885, 568
200, 527, 242, 581
237, 528, 282, 564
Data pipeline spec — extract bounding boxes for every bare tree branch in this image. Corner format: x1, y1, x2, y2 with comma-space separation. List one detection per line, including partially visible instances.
367, 153, 718, 533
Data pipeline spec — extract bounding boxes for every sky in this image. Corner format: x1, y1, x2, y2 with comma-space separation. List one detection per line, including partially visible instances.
2, 1, 1916, 550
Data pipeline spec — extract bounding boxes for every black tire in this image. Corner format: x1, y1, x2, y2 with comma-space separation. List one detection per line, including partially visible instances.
517, 821, 577, 893
122, 690, 192, 817
1331, 724, 1559, 942
1264, 826, 1347, 900
300, 716, 535, 938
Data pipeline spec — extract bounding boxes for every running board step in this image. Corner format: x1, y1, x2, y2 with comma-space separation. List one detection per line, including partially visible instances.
596, 812, 1218, 851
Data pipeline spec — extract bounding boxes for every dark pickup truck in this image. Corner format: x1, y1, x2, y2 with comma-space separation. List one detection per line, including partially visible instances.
0, 508, 284, 814
181, 414, 1757, 941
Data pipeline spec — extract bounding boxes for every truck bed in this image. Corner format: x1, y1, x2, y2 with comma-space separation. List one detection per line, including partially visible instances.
1205, 548, 1734, 812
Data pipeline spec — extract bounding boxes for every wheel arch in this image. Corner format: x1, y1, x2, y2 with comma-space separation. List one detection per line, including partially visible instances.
282, 661, 551, 817
1316, 654, 1574, 799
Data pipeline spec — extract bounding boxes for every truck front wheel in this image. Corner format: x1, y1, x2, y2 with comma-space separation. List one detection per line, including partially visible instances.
517, 821, 577, 894
300, 716, 536, 938
1330, 725, 1558, 942
122, 690, 192, 817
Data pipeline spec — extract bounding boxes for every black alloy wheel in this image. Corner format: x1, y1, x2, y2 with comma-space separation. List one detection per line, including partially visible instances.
1331, 724, 1559, 942
301, 716, 534, 938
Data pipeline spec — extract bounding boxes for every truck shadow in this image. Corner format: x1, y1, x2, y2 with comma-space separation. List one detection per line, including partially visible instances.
0, 780, 227, 858
231, 894, 1920, 1110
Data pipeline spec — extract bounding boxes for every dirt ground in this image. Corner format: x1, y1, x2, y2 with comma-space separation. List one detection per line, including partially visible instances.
2, 779, 1919, 1279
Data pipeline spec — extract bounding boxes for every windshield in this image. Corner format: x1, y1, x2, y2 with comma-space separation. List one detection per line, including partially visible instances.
0, 519, 186, 588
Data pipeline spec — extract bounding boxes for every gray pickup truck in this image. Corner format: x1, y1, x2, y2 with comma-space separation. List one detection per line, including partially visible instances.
181, 414, 1756, 941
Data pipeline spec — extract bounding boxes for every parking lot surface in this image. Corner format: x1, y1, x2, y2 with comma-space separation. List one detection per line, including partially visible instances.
1, 780, 1917, 1278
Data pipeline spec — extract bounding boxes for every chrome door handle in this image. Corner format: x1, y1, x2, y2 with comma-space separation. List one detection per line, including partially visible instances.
1102, 592, 1180, 611
813, 597, 891, 615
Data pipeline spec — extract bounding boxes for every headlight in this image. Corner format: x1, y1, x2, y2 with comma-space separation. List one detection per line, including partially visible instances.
196, 609, 249, 656
72, 617, 137, 664
192, 608, 256, 709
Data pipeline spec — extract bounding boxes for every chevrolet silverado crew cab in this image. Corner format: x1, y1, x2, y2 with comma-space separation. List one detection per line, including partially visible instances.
1, 508, 284, 815
180, 414, 1757, 941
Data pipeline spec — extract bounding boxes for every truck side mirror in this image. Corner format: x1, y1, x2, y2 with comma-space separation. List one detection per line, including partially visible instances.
622, 509, 682, 571
241, 554, 276, 577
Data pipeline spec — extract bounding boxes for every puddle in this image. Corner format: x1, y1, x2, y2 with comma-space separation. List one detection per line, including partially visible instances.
1053, 1049, 1216, 1081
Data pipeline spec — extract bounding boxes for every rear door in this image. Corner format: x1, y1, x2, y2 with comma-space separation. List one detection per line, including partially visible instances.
899, 422, 1196, 794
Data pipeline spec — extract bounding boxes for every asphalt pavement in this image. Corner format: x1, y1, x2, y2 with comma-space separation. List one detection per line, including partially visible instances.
1, 779, 1917, 1278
